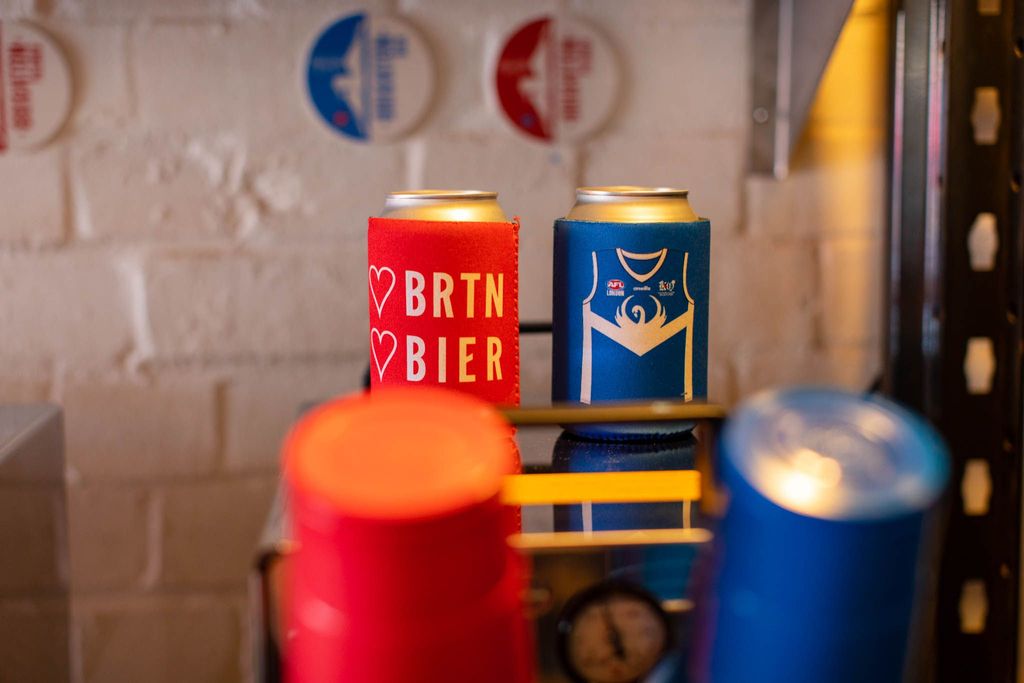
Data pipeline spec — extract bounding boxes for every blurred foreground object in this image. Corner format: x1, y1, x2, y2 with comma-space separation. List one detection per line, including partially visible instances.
253, 399, 722, 682
283, 387, 531, 683
692, 387, 949, 683
0, 405, 69, 682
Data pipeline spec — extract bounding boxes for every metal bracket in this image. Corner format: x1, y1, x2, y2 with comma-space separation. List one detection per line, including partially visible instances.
887, 0, 1024, 679
751, 0, 856, 178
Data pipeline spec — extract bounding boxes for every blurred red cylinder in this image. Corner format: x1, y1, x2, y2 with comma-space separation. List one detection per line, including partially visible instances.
283, 387, 532, 683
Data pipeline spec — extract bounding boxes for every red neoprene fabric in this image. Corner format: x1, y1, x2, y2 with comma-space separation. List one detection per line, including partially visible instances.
287, 491, 532, 683
283, 389, 533, 683
367, 217, 520, 405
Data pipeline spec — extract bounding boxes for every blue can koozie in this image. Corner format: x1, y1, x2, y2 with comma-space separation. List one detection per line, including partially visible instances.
691, 387, 950, 683
552, 215, 711, 438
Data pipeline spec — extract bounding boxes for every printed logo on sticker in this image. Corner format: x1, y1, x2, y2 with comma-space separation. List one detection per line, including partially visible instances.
0, 21, 72, 154
306, 12, 435, 143
494, 15, 620, 144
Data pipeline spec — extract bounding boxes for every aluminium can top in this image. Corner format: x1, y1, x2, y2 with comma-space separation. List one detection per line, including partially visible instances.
720, 387, 950, 521
381, 190, 508, 222
567, 186, 700, 223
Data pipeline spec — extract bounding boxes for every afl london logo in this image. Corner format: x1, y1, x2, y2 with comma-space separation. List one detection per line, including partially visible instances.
493, 16, 620, 144
606, 278, 625, 296
305, 13, 435, 143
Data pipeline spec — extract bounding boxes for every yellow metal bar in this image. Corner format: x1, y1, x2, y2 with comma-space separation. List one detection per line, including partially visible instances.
502, 470, 701, 505
500, 401, 727, 426
511, 528, 712, 551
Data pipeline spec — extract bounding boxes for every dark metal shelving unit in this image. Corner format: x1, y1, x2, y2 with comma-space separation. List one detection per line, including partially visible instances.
888, 0, 1024, 679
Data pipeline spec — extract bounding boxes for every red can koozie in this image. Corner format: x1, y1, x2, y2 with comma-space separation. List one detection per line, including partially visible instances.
283, 387, 532, 683
367, 217, 520, 405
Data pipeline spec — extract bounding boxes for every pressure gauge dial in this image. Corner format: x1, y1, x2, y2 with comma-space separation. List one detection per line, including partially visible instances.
556, 580, 671, 683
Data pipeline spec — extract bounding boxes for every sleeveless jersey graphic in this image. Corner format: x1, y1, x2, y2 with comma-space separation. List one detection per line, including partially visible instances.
580, 248, 694, 403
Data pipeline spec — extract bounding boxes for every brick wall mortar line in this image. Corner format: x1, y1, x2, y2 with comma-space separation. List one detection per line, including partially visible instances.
140, 488, 161, 591
116, 249, 156, 372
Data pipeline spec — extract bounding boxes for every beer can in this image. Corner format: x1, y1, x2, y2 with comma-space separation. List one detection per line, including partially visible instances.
691, 387, 950, 683
552, 187, 711, 438
368, 190, 520, 405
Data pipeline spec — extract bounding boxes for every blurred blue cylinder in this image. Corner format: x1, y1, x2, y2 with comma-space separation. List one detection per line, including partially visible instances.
552, 432, 700, 601
691, 388, 949, 683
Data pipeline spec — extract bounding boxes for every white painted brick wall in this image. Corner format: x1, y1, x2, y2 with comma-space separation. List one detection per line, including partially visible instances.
62, 377, 219, 480
0, 0, 33, 18
222, 359, 366, 472
159, 476, 276, 587
244, 130, 403, 243
0, 148, 65, 246
733, 344, 879, 398
75, 594, 244, 683
0, 253, 133, 367
710, 235, 819, 356
144, 248, 367, 360
0, 359, 53, 403
0, 0, 888, 680
72, 132, 238, 241
55, 24, 133, 127
132, 19, 321, 135
580, 2, 749, 136
819, 237, 883, 346
54, 0, 259, 22
68, 485, 150, 591
520, 333, 553, 404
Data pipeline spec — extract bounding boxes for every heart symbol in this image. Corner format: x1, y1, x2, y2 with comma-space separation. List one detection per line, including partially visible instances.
370, 328, 398, 381
368, 265, 396, 317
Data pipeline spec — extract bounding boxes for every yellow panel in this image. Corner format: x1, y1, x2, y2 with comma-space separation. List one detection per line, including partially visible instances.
502, 470, 701, 505
511, 528, 712, 551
